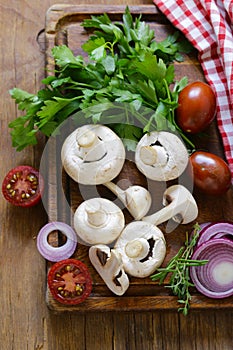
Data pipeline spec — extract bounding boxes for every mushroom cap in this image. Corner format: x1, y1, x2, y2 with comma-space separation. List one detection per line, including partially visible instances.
142, 184, 198, 228
105, 181, 152, 220
73, 198, 125, 245
162, 184, 198, 224
61, 124, 126, 185
89, 245, 129, 296
114, 221, 166, 278
135, 131, 189, 181
124, 185, 152, 220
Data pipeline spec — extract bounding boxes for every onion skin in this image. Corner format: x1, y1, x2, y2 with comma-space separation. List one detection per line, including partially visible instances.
37, 222, 78, 262
190, 238, 233, 298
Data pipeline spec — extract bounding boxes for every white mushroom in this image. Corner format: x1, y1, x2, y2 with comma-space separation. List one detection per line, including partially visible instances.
61, 124, 151, 219
114, 221, 166, 278
104, 181, 152, 220
89, 244, 129, 296
135, 131, 189, 181
73, 198, 125, 245
142, 184, 198, 227
61, 124, 125, 185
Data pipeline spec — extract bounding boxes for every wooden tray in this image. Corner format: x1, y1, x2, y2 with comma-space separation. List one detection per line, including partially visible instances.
43, 4, 233, 312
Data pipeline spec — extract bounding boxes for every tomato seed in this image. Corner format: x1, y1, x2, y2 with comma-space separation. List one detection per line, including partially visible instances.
27, 174, 36, 181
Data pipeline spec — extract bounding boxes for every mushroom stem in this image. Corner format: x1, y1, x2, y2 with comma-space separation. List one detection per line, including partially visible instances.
77, 129, 97, 148
85, 202, 108, 227
143, 201, 184, 225
104, 181, 126, 202
104, 181, 152, 220
142, 185, 198, 226
76, 129, 106, 162
139, 145, 167, 166
125, 238, 150, 259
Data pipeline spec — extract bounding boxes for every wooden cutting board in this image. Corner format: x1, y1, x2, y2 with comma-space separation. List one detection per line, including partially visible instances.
43, 4, 233, 312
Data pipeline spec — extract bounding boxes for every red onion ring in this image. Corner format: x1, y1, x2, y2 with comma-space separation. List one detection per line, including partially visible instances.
197, 222, 233, 247
190, 238, 233, 298
37, 222, 78, 262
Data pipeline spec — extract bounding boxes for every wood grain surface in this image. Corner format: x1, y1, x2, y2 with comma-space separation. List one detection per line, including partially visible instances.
0, 1, 232, 349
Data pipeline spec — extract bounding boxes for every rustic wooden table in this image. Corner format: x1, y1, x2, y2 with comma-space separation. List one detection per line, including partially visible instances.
1, 1, 232, 349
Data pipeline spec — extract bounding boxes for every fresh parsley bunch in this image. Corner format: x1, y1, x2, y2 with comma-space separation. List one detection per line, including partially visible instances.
9, 6, 193, 151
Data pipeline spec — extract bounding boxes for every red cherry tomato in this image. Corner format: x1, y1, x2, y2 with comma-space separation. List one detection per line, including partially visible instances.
190, 151, 232, 195
48, 259, 92, 305
176, 81, 216, 134
2, 165, 44, 207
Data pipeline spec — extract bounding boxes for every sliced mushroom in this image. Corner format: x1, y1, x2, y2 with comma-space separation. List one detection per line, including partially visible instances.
61, 124, 125, 185
142, 184, 198, 227
73, 198, 125, 245
135, 131, 189, 181
104, 181, 152, 220
89, 244, 129, 296
61, 124, 151, 219
114, 221, 166, 278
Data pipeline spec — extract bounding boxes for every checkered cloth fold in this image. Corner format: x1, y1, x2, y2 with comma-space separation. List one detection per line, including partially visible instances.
154, 0, 233, 180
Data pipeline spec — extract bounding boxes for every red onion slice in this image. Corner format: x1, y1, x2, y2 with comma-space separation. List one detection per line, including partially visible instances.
190, 238, 233, 298
37, 221, 78, 262
197, 222, 233, 246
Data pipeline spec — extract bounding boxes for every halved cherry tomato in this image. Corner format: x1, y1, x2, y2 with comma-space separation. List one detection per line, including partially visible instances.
190, 151, 232, 195
2, 165, 44, 207
176, 81, 216, 134
48, 259, 92, 305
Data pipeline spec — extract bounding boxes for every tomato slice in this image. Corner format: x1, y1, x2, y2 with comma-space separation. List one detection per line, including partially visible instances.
2, 165, 44, 207
48, 259, 92, 305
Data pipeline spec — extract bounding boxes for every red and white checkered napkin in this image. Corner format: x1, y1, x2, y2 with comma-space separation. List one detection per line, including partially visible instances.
154, 0, 233, 180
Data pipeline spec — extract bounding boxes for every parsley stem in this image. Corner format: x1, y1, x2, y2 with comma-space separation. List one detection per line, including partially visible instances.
163, 78, 172, 123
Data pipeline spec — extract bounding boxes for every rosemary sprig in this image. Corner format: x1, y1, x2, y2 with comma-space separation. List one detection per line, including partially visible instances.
151, 223, 208, 316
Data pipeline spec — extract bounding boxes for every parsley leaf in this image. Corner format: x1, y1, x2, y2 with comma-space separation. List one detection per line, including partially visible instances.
9, 7, 194, 151
132, 52, 167, 81
111, 123, 143, 151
